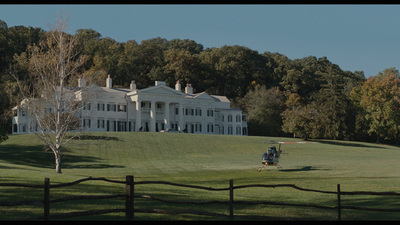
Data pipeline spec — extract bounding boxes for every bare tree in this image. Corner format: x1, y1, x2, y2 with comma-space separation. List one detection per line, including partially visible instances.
11, 13, 88, 173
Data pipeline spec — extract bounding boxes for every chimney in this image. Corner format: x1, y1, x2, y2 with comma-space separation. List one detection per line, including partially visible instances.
78, 75, 86, 88
155, 81, 166, 86
175, 80, 181, 92
106, 74, 112, 88
185, 83, 193, 94
130, 80, 136, 90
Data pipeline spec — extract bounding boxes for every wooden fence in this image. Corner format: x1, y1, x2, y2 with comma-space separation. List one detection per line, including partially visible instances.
1, 175, 400, 220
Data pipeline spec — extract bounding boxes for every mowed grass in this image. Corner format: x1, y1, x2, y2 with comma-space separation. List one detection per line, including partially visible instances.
1, 132, 400, 220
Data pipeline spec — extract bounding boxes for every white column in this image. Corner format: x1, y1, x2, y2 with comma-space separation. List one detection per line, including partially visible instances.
178, 103, 183, 132
135, 101, 141, 131
164, 102, 170, 130
150, 101, 156, 132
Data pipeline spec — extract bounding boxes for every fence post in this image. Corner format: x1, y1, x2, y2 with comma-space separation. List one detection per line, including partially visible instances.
229, 179, 234, 220
337, 184, 341, 221
125, 175, 134, 221
44, 177, 50, 221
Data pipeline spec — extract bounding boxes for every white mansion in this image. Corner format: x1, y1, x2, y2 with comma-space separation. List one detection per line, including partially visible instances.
12, 76, 248, 136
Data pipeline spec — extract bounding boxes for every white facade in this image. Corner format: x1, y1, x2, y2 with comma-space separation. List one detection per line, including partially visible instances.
12, 76, 248, 136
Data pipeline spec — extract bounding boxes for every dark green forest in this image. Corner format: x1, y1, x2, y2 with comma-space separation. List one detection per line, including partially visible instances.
1, 20, 400, 144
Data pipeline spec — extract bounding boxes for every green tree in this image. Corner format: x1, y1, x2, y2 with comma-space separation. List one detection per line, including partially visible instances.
358, 68, 400, 143
281, 102, 323, 140
314, 64, 348, 140
349, 78, 372, 142
117, 37, 168, 88
0, 20, 10, 70
75, 28, 102, 71
164, 48, 203, 88
199, 45, 268, 99
262, 52, 291, 88
342, 70, 367, 141
168, 38, 204, 54
280, 56, 323, 100
91, 37, 123, 85
7, 26, 44, 56
240, 85, 285, 136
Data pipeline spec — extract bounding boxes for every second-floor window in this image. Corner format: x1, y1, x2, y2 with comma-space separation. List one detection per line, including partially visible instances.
97, 103, 105, 111
83, 102, 91, 110
207, 109, 214, 117
107, 104, 116, 112
118, 104, 127, 112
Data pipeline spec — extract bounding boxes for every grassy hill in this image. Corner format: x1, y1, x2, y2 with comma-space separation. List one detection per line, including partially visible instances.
1, 132, 400, 220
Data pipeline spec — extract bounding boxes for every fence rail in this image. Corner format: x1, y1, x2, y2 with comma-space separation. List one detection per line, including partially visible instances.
0, 175, 399, 220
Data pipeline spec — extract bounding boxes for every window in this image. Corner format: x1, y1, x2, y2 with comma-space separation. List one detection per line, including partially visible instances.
83, 118, 91, 128
97, 103, 105, 111
107, 103, 116, 112
207, 109, 214, 117
196, 123, 202, 132
207, 124, 214, 133
117, 121, 126, 131
228, 126, 233, 135
83, 102, 91, 110
185, 108, 193, 116
118, 104, 126, 112
196, 108, 202, 116
236, 126, 241, 135
97, 119, 105, 129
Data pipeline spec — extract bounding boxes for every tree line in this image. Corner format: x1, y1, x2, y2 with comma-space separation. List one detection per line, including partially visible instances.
1, 19, 399, 144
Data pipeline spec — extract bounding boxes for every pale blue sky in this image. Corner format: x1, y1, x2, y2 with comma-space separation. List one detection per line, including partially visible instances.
1, 4, 399, 77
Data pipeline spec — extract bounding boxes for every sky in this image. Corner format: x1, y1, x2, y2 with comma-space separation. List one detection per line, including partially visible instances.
1, 4, 399, 78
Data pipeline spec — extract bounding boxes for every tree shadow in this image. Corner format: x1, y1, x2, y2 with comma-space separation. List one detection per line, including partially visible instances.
68, 135, 120, 141
316, 140, 388, 149
0, 144, 123, 170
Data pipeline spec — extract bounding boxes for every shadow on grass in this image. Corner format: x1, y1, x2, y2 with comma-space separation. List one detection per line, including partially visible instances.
316, 140, 388, 149
0, 144, 124, 170
279, 166, 326, 172
71, 135, 120, 141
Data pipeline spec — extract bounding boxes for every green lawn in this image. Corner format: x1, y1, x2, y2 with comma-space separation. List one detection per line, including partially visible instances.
1, 132, 400, 220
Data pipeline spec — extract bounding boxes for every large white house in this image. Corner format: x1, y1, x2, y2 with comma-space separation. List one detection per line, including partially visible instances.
12, 75, 248, 135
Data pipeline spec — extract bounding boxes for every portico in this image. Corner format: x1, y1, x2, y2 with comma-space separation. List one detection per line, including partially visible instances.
127, 81, 186, 132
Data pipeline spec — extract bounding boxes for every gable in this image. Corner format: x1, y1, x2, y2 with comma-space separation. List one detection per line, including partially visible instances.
192, 92, 216, 101
137, 85, 186, 97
